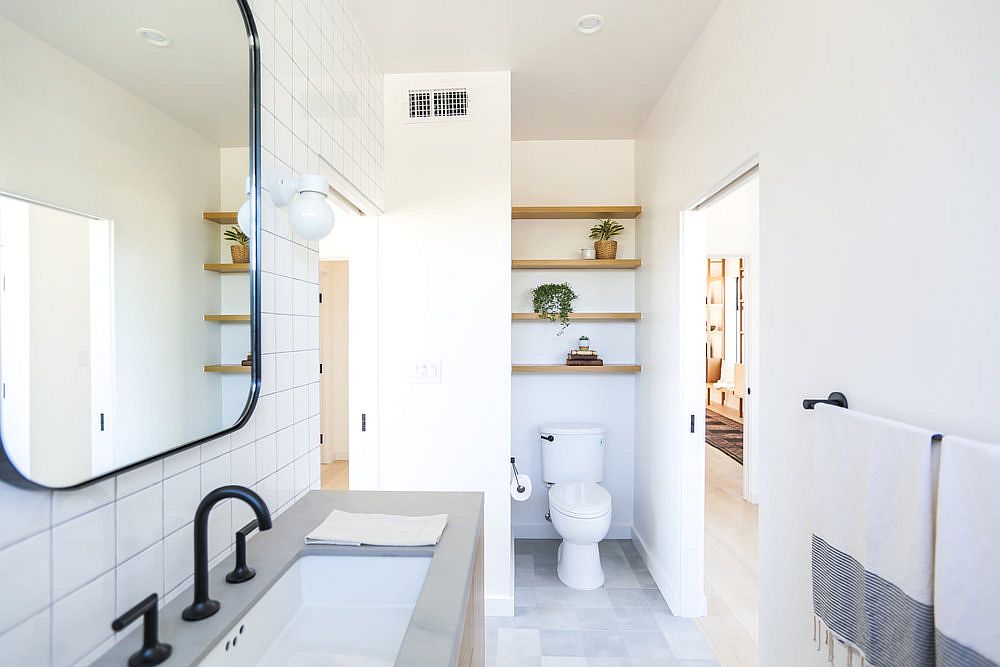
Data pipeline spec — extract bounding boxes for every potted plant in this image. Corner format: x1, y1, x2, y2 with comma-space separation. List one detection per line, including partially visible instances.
531, 283, 578, 334
578, 335, 590, 350
224, 226, 250, 264
589, 218, 625, 259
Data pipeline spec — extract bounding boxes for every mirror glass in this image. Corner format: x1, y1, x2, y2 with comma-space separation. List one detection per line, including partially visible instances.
0, 0, 258, 488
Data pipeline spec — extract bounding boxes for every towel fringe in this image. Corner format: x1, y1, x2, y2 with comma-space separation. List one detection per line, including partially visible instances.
813, 614, 873, 667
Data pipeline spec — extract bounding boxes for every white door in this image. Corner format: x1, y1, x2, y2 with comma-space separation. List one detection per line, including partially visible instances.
347, 216, 378, 490
88, 218, 115, 476
677, 208, 708, 616
0, 197, 31, 472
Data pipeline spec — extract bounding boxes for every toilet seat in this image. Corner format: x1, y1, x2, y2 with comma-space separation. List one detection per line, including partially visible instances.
549, 481, 612, 519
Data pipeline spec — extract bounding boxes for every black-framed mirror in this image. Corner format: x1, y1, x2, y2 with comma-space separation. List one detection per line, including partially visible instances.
0, 0, 261, 489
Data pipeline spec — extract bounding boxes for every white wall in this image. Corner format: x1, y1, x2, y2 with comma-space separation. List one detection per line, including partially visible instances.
0, 0, 383, 661
633, 0, 1000, 664
512, 140, 635, 205
704, 177, 758, 257
511, 140, 637, 538
379, 71, 512, 614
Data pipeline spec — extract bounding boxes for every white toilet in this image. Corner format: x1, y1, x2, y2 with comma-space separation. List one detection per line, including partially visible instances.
540, 422, 613, 590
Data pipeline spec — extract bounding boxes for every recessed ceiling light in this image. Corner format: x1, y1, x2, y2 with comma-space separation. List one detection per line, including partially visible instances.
136, 28, 172, 48
575, 14, 605, 35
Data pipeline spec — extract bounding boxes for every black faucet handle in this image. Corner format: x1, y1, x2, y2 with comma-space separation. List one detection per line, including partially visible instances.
226, 519, 260, 584
112, 593, 172, 667
237, 518, 259, 538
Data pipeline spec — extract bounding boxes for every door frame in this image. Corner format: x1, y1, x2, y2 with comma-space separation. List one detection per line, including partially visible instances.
676, 157, 760, 616
316, 187, 381, 491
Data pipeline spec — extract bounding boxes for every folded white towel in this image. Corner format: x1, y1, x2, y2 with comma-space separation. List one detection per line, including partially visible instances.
935, 435, 1000, 666
812, 404, 939, 666
305, 510, 448, 547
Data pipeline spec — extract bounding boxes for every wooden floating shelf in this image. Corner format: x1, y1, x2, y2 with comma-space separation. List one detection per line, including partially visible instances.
512, 206, 642, 220
204, 314, 251, 322
204, 364, 251, 374
512, 312, 641, 321
511, 259, 641, 270
204, 263, 249, 273
512, 364, 642, 374
204, 211, 238, 225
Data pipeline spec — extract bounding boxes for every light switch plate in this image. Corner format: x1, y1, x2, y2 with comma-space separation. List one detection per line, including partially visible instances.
407, 359, 442, 384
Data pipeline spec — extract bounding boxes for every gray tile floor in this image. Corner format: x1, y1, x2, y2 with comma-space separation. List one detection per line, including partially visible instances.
487, 539, 720, 667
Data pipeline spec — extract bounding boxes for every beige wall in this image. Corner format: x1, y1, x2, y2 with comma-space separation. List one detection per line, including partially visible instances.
320, 261, 349, 462
27, 206, 91, 483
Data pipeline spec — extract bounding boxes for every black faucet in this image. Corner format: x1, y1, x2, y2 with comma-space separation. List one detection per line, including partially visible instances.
182, 485, 273, 621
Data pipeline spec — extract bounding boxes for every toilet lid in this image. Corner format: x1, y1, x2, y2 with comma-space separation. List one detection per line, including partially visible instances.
549, 482, 612, 519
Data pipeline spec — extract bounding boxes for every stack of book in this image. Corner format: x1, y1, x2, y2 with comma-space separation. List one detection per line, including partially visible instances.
567, 349, 604, 366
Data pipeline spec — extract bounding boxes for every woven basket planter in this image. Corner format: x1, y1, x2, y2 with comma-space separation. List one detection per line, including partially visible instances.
594, 239, 618, 259
230, 244, 249, 264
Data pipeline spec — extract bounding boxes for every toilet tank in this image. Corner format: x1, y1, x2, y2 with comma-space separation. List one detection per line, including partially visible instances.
539, 423, 606, 484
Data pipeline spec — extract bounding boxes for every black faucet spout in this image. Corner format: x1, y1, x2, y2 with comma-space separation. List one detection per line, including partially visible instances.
182, 485, 272, 621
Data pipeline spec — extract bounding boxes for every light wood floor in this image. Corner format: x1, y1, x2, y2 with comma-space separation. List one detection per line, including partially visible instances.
707, 401, 744, 423
320, 460, 349, 490
696, 444, 759, 667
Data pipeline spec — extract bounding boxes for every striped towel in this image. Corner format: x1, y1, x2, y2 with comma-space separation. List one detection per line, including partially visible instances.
811, 404, 939, 666
935, 435, 1000, 666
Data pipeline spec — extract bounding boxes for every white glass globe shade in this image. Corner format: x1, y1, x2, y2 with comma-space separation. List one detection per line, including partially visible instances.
237, 199, 251, 235
288, 191, 335, 240
236, 176, 252, 235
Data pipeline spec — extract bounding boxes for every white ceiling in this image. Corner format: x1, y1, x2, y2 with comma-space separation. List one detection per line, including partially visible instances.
0, 0, 250, 146
348, 0, 721, 140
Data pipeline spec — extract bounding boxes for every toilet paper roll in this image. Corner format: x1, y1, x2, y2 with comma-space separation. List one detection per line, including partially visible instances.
510, 474, 532, 502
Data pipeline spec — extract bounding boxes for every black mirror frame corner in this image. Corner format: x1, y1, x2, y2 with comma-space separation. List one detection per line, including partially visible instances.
0, 0, 263, 491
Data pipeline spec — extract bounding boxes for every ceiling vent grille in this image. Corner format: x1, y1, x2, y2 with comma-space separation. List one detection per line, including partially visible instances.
407, 88, 469, 121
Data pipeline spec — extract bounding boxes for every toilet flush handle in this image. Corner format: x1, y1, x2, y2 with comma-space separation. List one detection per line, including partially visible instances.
540, 434, 554, 442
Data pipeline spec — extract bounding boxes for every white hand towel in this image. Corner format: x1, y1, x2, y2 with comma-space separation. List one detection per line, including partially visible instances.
305, 510, 448, 547
812, 403, 939, 666
935, 435, 1000, 666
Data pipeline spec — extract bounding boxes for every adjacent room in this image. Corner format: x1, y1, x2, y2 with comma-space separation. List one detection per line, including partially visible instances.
1, 1, 999, 667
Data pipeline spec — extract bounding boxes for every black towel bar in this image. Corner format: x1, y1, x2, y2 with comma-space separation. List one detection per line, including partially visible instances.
802, 392, 849, 410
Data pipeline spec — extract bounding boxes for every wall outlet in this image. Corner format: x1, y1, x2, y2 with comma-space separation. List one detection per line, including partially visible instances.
408, 359, 442, 384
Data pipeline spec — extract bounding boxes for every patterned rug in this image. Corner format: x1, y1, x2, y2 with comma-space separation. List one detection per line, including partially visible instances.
706, 410, 744, 465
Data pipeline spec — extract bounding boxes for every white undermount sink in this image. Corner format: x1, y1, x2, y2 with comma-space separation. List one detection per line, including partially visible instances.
197, 555, 432, 667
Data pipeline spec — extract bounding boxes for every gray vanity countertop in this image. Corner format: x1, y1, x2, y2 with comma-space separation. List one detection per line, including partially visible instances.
94, 490, 484, 667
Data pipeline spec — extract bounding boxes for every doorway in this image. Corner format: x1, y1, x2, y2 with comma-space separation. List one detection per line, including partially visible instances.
679, 165, 760, 666
316, 196, 379, 491
0, 194, 115, 481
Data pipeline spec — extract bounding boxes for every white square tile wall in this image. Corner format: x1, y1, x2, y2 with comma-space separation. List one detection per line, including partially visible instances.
0, 0, 384, 663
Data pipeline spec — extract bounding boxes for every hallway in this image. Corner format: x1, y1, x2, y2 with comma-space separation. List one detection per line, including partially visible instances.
698, 444, 758, 666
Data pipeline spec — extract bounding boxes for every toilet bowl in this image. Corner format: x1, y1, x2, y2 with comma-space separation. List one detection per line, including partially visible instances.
548, 481, 612, 590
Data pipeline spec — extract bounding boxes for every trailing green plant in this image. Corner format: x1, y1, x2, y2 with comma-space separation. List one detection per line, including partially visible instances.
531, 282, 578, 334
589, 218, 625, 241
223, 226, 249, 246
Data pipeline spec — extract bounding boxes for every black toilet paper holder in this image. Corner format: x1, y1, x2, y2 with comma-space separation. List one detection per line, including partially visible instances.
510, 457, 525, 494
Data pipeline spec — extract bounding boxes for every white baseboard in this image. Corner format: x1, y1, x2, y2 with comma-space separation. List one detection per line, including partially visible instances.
486, 595, 514, 617
631, 526, 707, 617
513, 522, 632, 540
